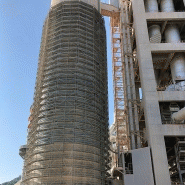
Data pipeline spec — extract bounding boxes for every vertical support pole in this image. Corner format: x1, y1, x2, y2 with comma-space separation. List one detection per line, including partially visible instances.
120, 0, 141, 149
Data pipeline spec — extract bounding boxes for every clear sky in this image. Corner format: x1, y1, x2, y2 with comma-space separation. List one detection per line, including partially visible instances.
0, 0, 113, 183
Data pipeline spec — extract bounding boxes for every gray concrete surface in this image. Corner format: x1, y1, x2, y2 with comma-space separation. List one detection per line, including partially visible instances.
132, 0, 173, 184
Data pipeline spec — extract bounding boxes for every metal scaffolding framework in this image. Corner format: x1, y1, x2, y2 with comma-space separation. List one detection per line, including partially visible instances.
108, 0, 142, 155
21, 2, 109, 184
111, 13, 129, 152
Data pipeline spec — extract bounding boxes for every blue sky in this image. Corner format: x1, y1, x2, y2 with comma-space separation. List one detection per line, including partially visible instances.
0, 0, 113, 183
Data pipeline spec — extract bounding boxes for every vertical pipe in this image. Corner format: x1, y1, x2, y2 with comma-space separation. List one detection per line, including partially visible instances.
148, 25, 161, 43
126, 22, 141, 148
145, 0, 161, 44
122, 153, 125, 182
120, 5, 136, 150
171, 53, 185, 82
120, 1, 142, 149
161, 0, 185, 85
161, 0, 175, 12
154, 69, 160, 86
145, 0, 159, 12
164, 24, 181, 43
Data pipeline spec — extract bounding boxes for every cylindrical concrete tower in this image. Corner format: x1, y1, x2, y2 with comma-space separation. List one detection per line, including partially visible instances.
21, 0, 109, 184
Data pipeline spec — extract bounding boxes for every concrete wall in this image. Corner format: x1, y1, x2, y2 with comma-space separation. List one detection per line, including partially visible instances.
158, 91, 185, 101
131, 0, 172, 184
124, 147, 154, 185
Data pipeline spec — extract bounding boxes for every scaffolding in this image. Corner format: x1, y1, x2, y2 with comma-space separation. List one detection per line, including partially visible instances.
107, 0, 141, 155
101, 1, 143, 175
111, 11, 128, 154
21, 1, 109, 184
119, 0, 141, 149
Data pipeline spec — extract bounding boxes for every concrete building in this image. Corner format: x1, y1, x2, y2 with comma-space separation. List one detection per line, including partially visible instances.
109, 0, 185, 184
20, 0, 109, 184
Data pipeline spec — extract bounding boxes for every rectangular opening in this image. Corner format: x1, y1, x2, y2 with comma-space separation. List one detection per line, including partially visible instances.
159, 101, 185, 124
165, 136, 185, 184
173, 0, 185, 12
124, 153, 133, 174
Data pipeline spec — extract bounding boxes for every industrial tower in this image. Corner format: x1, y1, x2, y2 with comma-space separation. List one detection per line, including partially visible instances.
19, 0, 109, 184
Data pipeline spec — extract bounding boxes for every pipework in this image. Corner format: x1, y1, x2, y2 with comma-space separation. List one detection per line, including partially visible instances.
145, 0, 158, 12
161, 0, 185, 90
145, 0, 162, 43
164, 24, 181, 43
170, 53, 185, 82
148, 25, 161, 43
160, 0, 175, 12
172, 107, 185, 121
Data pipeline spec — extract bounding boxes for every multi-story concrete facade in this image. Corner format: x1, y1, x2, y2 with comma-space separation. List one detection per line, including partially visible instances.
130, 0, 185, 184
109, 0, 185, 184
